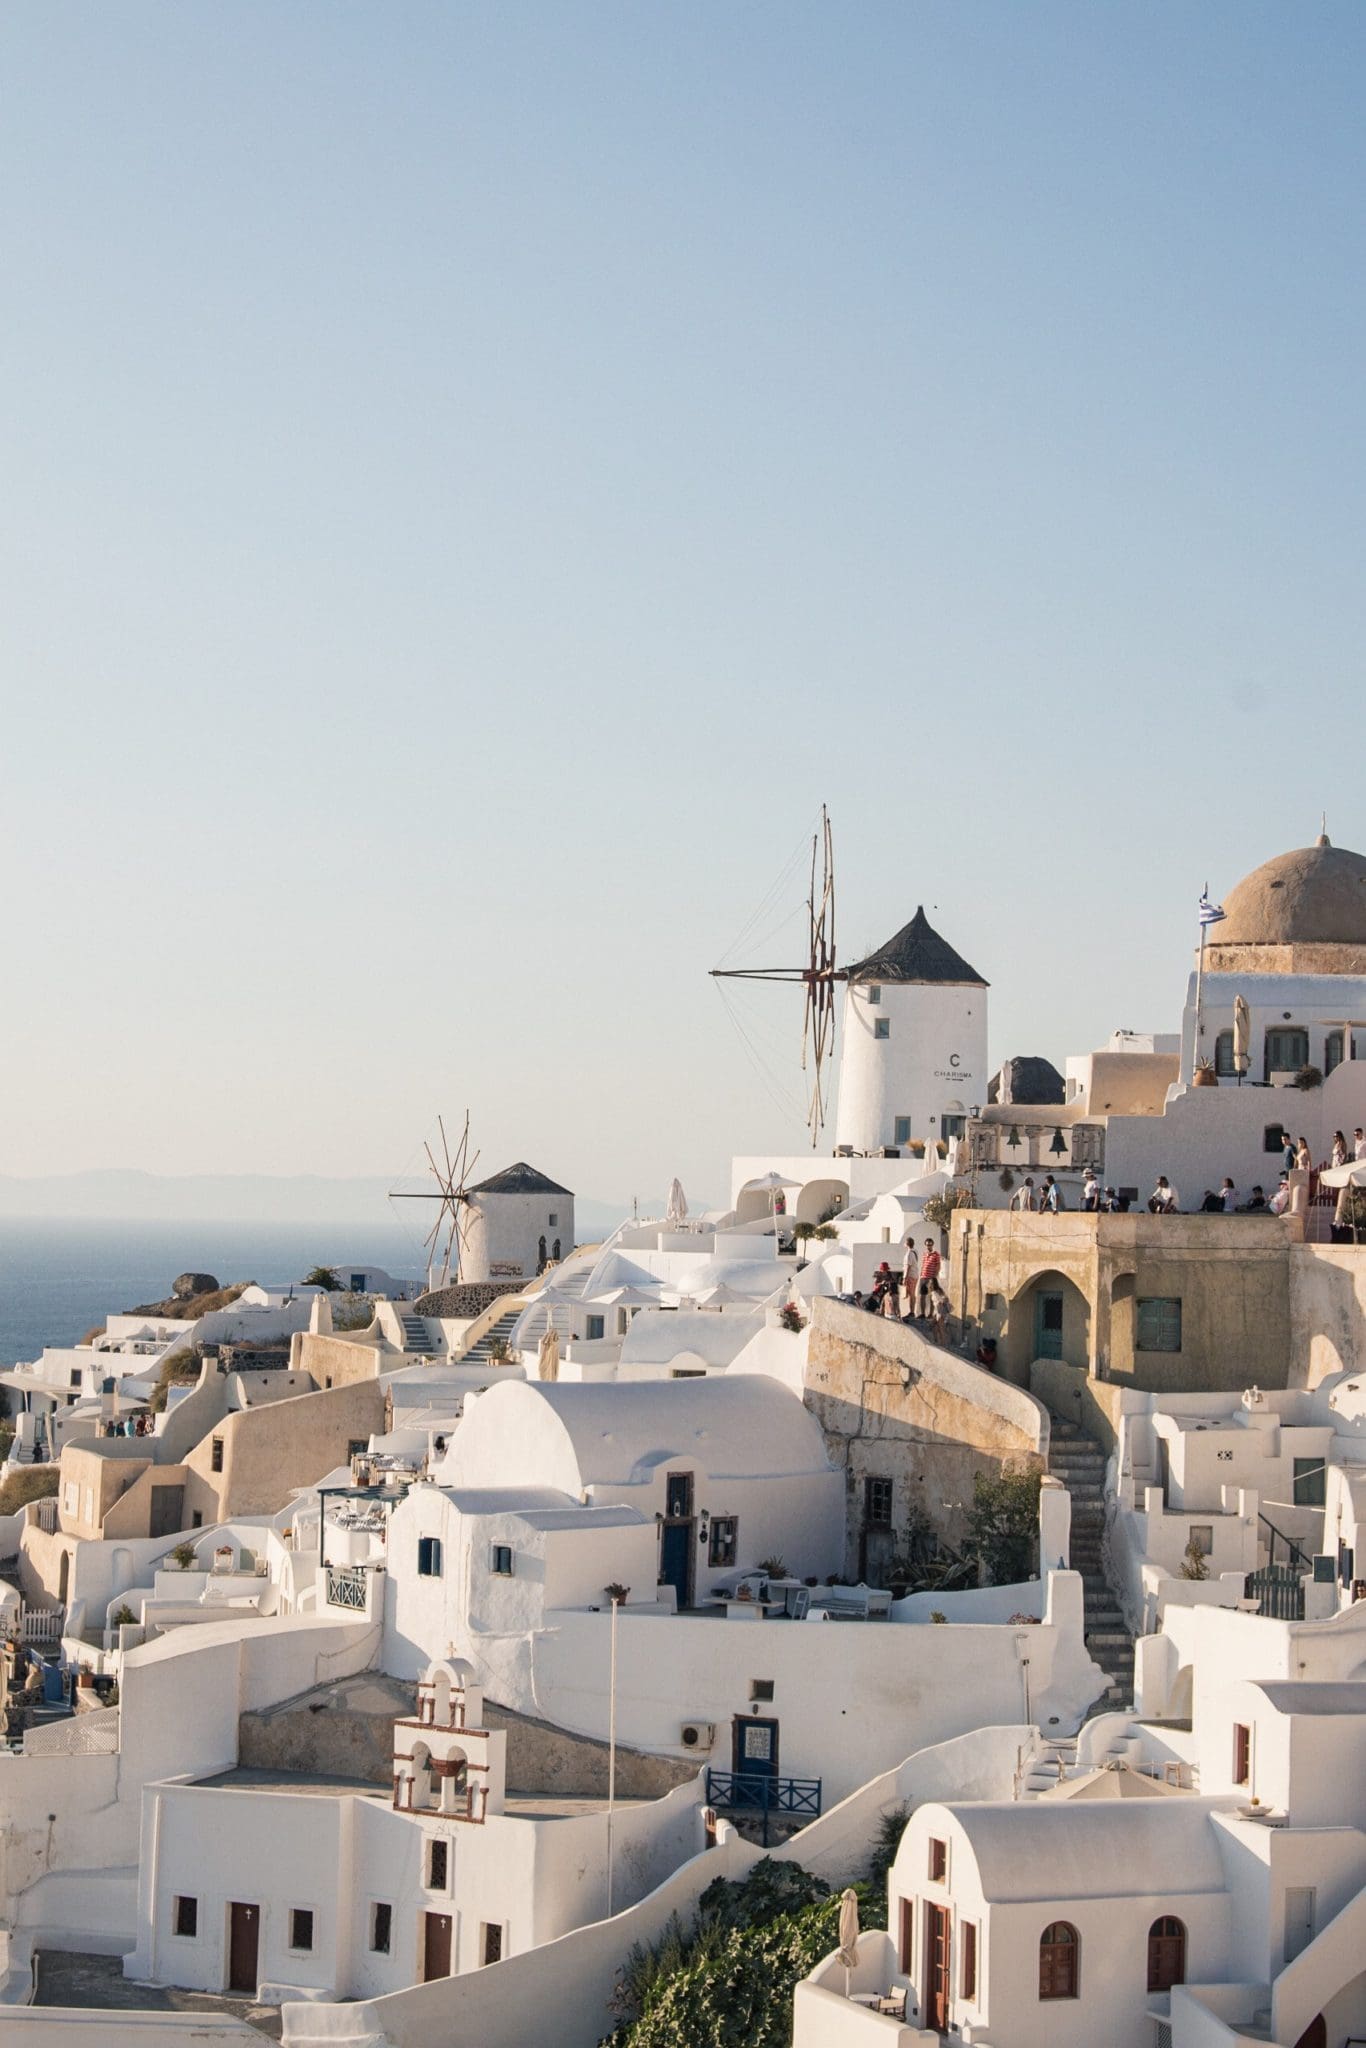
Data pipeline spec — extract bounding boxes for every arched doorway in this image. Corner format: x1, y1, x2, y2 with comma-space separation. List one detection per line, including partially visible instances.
794, 1177, 849, 1226
1147, 1916, 1186, 1992
1006, 1272, 1090, 1383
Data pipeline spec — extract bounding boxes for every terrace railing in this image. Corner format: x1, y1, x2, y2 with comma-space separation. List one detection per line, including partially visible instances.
705, 1769, 822, 1846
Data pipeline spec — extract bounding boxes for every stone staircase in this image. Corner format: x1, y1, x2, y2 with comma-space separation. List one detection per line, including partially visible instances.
1048, 1417, 1135, 1710
462, 1309, 522, 1366
397, 1312, 437, 1355
1021, 1731, 1079, 1797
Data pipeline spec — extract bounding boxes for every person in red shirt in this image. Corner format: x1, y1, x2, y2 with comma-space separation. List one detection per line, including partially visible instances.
916, 1240, 942, 1317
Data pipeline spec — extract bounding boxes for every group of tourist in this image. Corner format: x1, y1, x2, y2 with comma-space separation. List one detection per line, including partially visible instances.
839, 1235, 952, 1342
101, 1411, 152, 1437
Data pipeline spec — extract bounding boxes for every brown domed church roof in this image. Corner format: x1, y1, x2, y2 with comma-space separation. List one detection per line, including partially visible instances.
845, 907, 987, 988
1204, 834, 1366, 975
1217, 835, 1366, 947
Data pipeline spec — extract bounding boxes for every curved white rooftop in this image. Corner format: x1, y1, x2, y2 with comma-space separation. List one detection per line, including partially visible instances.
907, 1799, 1229, 1903
447, 1373, 835, 1494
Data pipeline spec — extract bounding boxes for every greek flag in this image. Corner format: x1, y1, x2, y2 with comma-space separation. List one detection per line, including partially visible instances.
1198, 889, 1226, 927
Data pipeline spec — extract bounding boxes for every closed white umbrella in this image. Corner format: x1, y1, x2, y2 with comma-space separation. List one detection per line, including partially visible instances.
665, 1178, 688, 1224
537, 1321, 561, 1383
837, 1886, 861, 1994
1233, 994, 1252, 1079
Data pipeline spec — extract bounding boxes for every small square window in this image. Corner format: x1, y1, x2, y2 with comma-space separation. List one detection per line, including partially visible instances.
417, 1536, 443, 1578
749, 1678, 775, 1703
491, 1543, 514, 1577
893, 1116, 912, 1146
709, 1516, 738, 1567
69, 1369, 82, 1390
211, 1436, 224, 1473
481, 1921, 503, 1966
370, 1901, 392, 1954
586, 1314, 605, 1341
549, 1212, 558, 1226
874, 1018, 890, 1040
1293, 1458, 1326, 1508
290, 1908, 314, 1952
428, 1838, 449, 1890
1188, 1524, 1213, 1556
1136, 1297, 1182, 1353
929, 1838, 948, 1882
866, 986, 882, 1006
173, 1895, 198, 1938
864, 1476, 893, 1529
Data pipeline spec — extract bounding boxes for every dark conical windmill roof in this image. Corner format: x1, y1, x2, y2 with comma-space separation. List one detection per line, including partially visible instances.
845, 907, 987, 987
468, 1161, 574, 1197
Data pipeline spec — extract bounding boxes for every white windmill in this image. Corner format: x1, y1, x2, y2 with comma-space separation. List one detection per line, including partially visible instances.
389, 1113, 482, 1295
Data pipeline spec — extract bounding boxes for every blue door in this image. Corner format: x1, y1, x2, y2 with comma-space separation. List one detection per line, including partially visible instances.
660, 1522, 692, 1607
1035, 1290, 1064, 1361
734, 1716, 779, 1784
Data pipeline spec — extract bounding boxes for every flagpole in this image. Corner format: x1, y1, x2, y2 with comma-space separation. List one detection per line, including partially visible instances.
1194, 883, 1208, 1075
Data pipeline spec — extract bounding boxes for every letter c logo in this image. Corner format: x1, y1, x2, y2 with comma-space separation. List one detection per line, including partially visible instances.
949, 1054, 960, 1067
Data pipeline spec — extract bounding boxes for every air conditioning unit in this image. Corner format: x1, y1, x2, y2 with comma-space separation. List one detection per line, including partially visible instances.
680, 1721, 715, 1751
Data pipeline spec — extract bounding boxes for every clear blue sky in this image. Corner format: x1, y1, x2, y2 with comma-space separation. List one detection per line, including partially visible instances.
4, 4, 1364, 1207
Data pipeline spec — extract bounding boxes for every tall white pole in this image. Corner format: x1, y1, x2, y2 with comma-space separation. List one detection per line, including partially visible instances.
606, 1594, 619, 1917
1194, 907, 1208, 1076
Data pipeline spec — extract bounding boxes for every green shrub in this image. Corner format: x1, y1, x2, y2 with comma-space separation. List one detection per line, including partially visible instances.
965, 1467, 1041, 1586
303, 1266, 342, 1291
602, 1860, 878, 2048
0, 1467, 58, 1519
867, 1803, 910, 1890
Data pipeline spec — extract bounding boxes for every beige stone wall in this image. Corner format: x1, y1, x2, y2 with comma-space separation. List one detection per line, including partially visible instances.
954, 1210, 1294, 1398
182, 1376, 387, 1522
237, 1673, 696, 1799
291, 1330, 386, 1389
802, 1296, 1046, 1571
1288, 1244, 1366, 1389
57, 1443, 151, 1538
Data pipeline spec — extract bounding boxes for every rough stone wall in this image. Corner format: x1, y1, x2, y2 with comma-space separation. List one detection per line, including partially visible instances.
291, 1330, 385, 1389
803, 1297, 1046, 1573
414, 1281, 515, 1319
237, 1673, 697, 1799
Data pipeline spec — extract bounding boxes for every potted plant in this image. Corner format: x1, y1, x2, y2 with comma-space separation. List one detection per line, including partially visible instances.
757, 1556, 788, 1583
111, 1604, 136, 1628
169, 1542, 197, 1572
778, 1302, 806, 1334
486, 1337, 514, 1364
603, 1582, 630, 1605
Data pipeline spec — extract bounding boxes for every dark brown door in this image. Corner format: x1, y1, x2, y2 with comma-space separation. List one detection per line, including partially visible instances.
898, 1896, 913, 1973
149, 1486, 184, 1538
1292, 2021, 1326, 2048
228, 1902, 259, 1994
924, 1902, 951, 2031
423, 1911, 453, 1981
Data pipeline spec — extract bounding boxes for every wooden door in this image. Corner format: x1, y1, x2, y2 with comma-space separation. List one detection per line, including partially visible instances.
924, 1901, 951, 2031
227, 1902, 259, 1994
423, 1910, 453, 1981
149, 1486, 184, 1538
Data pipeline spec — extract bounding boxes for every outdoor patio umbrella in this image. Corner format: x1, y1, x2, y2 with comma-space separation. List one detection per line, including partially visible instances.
537, 1322, 561, 1384
665, 1177, 688, 1224
1233, 993, 1252, 1079
837, 1887, 861, 1994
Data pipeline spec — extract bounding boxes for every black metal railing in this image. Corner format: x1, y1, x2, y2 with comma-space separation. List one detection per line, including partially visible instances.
324, 1565, 369, 1611
706, 1769, 822, 1845
1244, 1563, 1304, 1621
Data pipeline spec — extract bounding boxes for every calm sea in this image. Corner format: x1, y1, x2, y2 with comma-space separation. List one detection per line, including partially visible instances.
0, 1219, 423, 1366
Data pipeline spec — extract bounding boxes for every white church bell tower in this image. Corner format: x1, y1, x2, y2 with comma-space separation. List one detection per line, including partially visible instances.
834, 907, 989, 1156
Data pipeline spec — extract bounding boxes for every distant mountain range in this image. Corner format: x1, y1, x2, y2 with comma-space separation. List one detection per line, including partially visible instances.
0, 1169, 641, 1240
